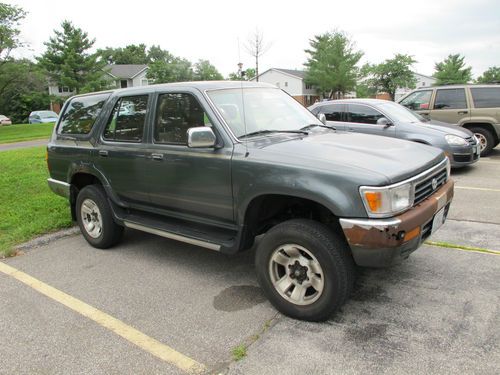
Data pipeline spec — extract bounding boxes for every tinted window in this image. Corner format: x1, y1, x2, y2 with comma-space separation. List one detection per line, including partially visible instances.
59, 93, 110, 134
103, 95, 148, 142
434, 89, 467, 109
347, 104, 384, 124
400, 90, 432, 110
154, 93, 212, 144
470, 87, 500, 108
318, 104, 343, 121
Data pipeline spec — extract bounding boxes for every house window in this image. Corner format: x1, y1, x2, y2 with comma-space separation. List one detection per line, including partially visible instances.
284, 82, 288, 87
276, 82, 280, 87
58, 86, 71, 93
305, 83, 312, 90
421, 82, 425, 86
141, 79, 154, 86
120, 80, 128, 88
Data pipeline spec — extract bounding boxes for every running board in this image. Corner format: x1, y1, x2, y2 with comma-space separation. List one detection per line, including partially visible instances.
123, 221, 221, 251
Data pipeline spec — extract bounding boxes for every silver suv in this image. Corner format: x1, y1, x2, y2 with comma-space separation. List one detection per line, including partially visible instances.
398, 84, 500, 156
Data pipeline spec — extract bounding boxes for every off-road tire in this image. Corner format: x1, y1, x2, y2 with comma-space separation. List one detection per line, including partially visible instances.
255, 219, 355, 321
76, 184, 123, 249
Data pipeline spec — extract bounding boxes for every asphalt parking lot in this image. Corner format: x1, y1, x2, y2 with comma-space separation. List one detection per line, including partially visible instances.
1, 148, 499, 375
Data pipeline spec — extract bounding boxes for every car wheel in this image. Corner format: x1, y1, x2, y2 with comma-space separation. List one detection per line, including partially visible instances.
76, 185, 123, 249
255, 219, 355, 321
470, 127, 494, 156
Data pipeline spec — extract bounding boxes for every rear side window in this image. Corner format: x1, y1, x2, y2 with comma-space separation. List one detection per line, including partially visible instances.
103, 95, 148, 142
347, 104, 384, 124
154, 93, 212, 144
434, 89, 467, 109
59, 93, 110, 134
400, 90, 432, 110
318, 104, 343, 121
470, 87, 500, 108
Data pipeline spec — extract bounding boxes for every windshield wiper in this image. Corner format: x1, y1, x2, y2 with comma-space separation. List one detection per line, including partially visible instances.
301, 123, 336, 131
239, 129, 309, 139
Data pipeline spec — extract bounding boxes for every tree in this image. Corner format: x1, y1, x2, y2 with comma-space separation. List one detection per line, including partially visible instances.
193, 59, 223, 81
245, 29, 271, 82
227, 68, 255, 81
0, 3, 26, 63
38, 20, 108, 94
476, 66, 500, 84
433, 54, 472, 85
368, 54, 417, 100
97, 44, 148, 65
146, 51, 193, 83
304, 31, 363, 98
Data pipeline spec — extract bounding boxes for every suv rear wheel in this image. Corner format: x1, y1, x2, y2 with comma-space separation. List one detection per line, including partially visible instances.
76, 185, 123, 249
255, 219, 354, 321
470, 127, 494, 156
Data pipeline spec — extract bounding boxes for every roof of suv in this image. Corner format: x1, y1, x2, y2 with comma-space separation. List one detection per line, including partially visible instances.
411, 84, 500, 90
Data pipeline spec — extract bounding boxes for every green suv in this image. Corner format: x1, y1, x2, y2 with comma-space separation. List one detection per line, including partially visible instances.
398, 84, 500, 156
47, 82, 453, 321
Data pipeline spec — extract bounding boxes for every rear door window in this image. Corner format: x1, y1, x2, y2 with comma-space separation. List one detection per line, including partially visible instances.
346, 104, 384, 124
103, 95, 148, 142
318, 103, 344, 121
470, 87, 500, 108
434, 88, 467, 109
58, 93, 110, 134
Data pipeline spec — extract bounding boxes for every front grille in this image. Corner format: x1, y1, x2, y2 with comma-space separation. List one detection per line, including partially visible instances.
414, 167, 448, 205
453, 154, 473, 163
465, 136, 477, 146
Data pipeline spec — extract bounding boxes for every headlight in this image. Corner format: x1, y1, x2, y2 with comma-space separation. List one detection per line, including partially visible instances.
445, 134, 468, 146
360, 182, 414, 218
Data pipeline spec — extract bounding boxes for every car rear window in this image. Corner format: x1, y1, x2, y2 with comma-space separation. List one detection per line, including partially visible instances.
470, 87, 500, 108
58, 93, 110, 135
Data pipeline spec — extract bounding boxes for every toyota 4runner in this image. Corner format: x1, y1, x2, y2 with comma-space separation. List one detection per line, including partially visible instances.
47, 82, 454, 321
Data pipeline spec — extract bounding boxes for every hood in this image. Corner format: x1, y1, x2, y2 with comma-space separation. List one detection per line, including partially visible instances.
407, 120, 474, 138
246, 131, 444, 185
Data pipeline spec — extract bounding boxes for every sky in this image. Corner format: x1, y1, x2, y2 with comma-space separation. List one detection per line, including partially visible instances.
7, 0, 500, 79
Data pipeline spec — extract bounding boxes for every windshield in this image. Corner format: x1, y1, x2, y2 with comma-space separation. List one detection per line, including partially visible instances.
376, 102, 423, 123
206, 87, 321, 138
39, 111, 58, 118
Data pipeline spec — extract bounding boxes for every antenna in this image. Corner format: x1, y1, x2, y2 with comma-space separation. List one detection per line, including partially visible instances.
238, 38, 249, 157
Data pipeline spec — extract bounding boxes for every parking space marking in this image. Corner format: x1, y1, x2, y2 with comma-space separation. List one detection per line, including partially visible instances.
455, 186, 500, 193
425, 241, 500, 256
0, 262, 206, 374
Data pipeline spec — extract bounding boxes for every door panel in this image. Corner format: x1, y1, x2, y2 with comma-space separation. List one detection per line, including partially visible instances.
345, 104, 396, 137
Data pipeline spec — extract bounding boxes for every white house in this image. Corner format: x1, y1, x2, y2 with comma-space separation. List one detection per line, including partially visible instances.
48, 64, 152, 112
394, 72, 436, 101
250, 68, 319, 106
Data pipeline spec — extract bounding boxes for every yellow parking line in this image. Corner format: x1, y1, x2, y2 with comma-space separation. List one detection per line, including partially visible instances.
455, 186, 500, 193
0, 262, 206, 374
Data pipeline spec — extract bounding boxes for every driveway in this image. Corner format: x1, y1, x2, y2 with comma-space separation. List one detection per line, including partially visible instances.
1, 149, 499, 374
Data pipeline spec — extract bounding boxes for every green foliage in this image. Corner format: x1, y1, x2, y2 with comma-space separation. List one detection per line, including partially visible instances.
433, 54, 472, 85
38, 20, 108, 94
476, 66, 500, 84
0, 2, 27, 60
97, 43, 149, 65
231, 344, 247, 361
193, 59, 223, 81
146, 51, 193, 83
228, 68, 255, 81
0, 123, 54, 143
0, 59, 50, 123
304, 30, 363, 98
0, 147, 72, 257
368, 54, 417, 100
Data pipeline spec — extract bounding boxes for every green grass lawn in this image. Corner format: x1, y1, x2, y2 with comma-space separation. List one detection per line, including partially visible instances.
0, 123, 54, 144
0, 146, 72, 257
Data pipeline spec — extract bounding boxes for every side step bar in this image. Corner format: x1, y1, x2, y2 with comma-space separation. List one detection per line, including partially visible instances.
123, 221, 221, 251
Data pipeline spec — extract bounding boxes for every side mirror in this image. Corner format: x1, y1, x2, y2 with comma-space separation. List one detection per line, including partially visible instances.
317, 113, 326, 125
377, 117, 393, 127
187, 127, 216, 148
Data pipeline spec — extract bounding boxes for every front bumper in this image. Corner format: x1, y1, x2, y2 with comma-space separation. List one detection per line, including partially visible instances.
448, 144, 480, 167
340, 179, 454, 267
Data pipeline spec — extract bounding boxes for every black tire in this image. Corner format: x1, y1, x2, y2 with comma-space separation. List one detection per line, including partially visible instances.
76, 184, 123, 249
470, 127, 494, 156
255, 219, 355, 321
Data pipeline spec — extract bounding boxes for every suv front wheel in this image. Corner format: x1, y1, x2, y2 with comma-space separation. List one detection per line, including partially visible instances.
76, 185, 124, 249
255, 219, 355, 321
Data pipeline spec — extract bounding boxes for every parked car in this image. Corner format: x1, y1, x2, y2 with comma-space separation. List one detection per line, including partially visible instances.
0, 114, 12, 125
397, 84, 500, 156
47, 82, 453, 321
308, 99, 480, 168
28, 110, 59, 124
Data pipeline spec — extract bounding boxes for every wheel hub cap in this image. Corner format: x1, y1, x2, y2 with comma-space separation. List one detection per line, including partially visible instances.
80, 198, 102, 239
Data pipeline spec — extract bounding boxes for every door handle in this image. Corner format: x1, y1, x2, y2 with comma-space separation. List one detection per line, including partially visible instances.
457, 111, 468, 115
98, 150, 108, 157
151, 153, 164, 161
